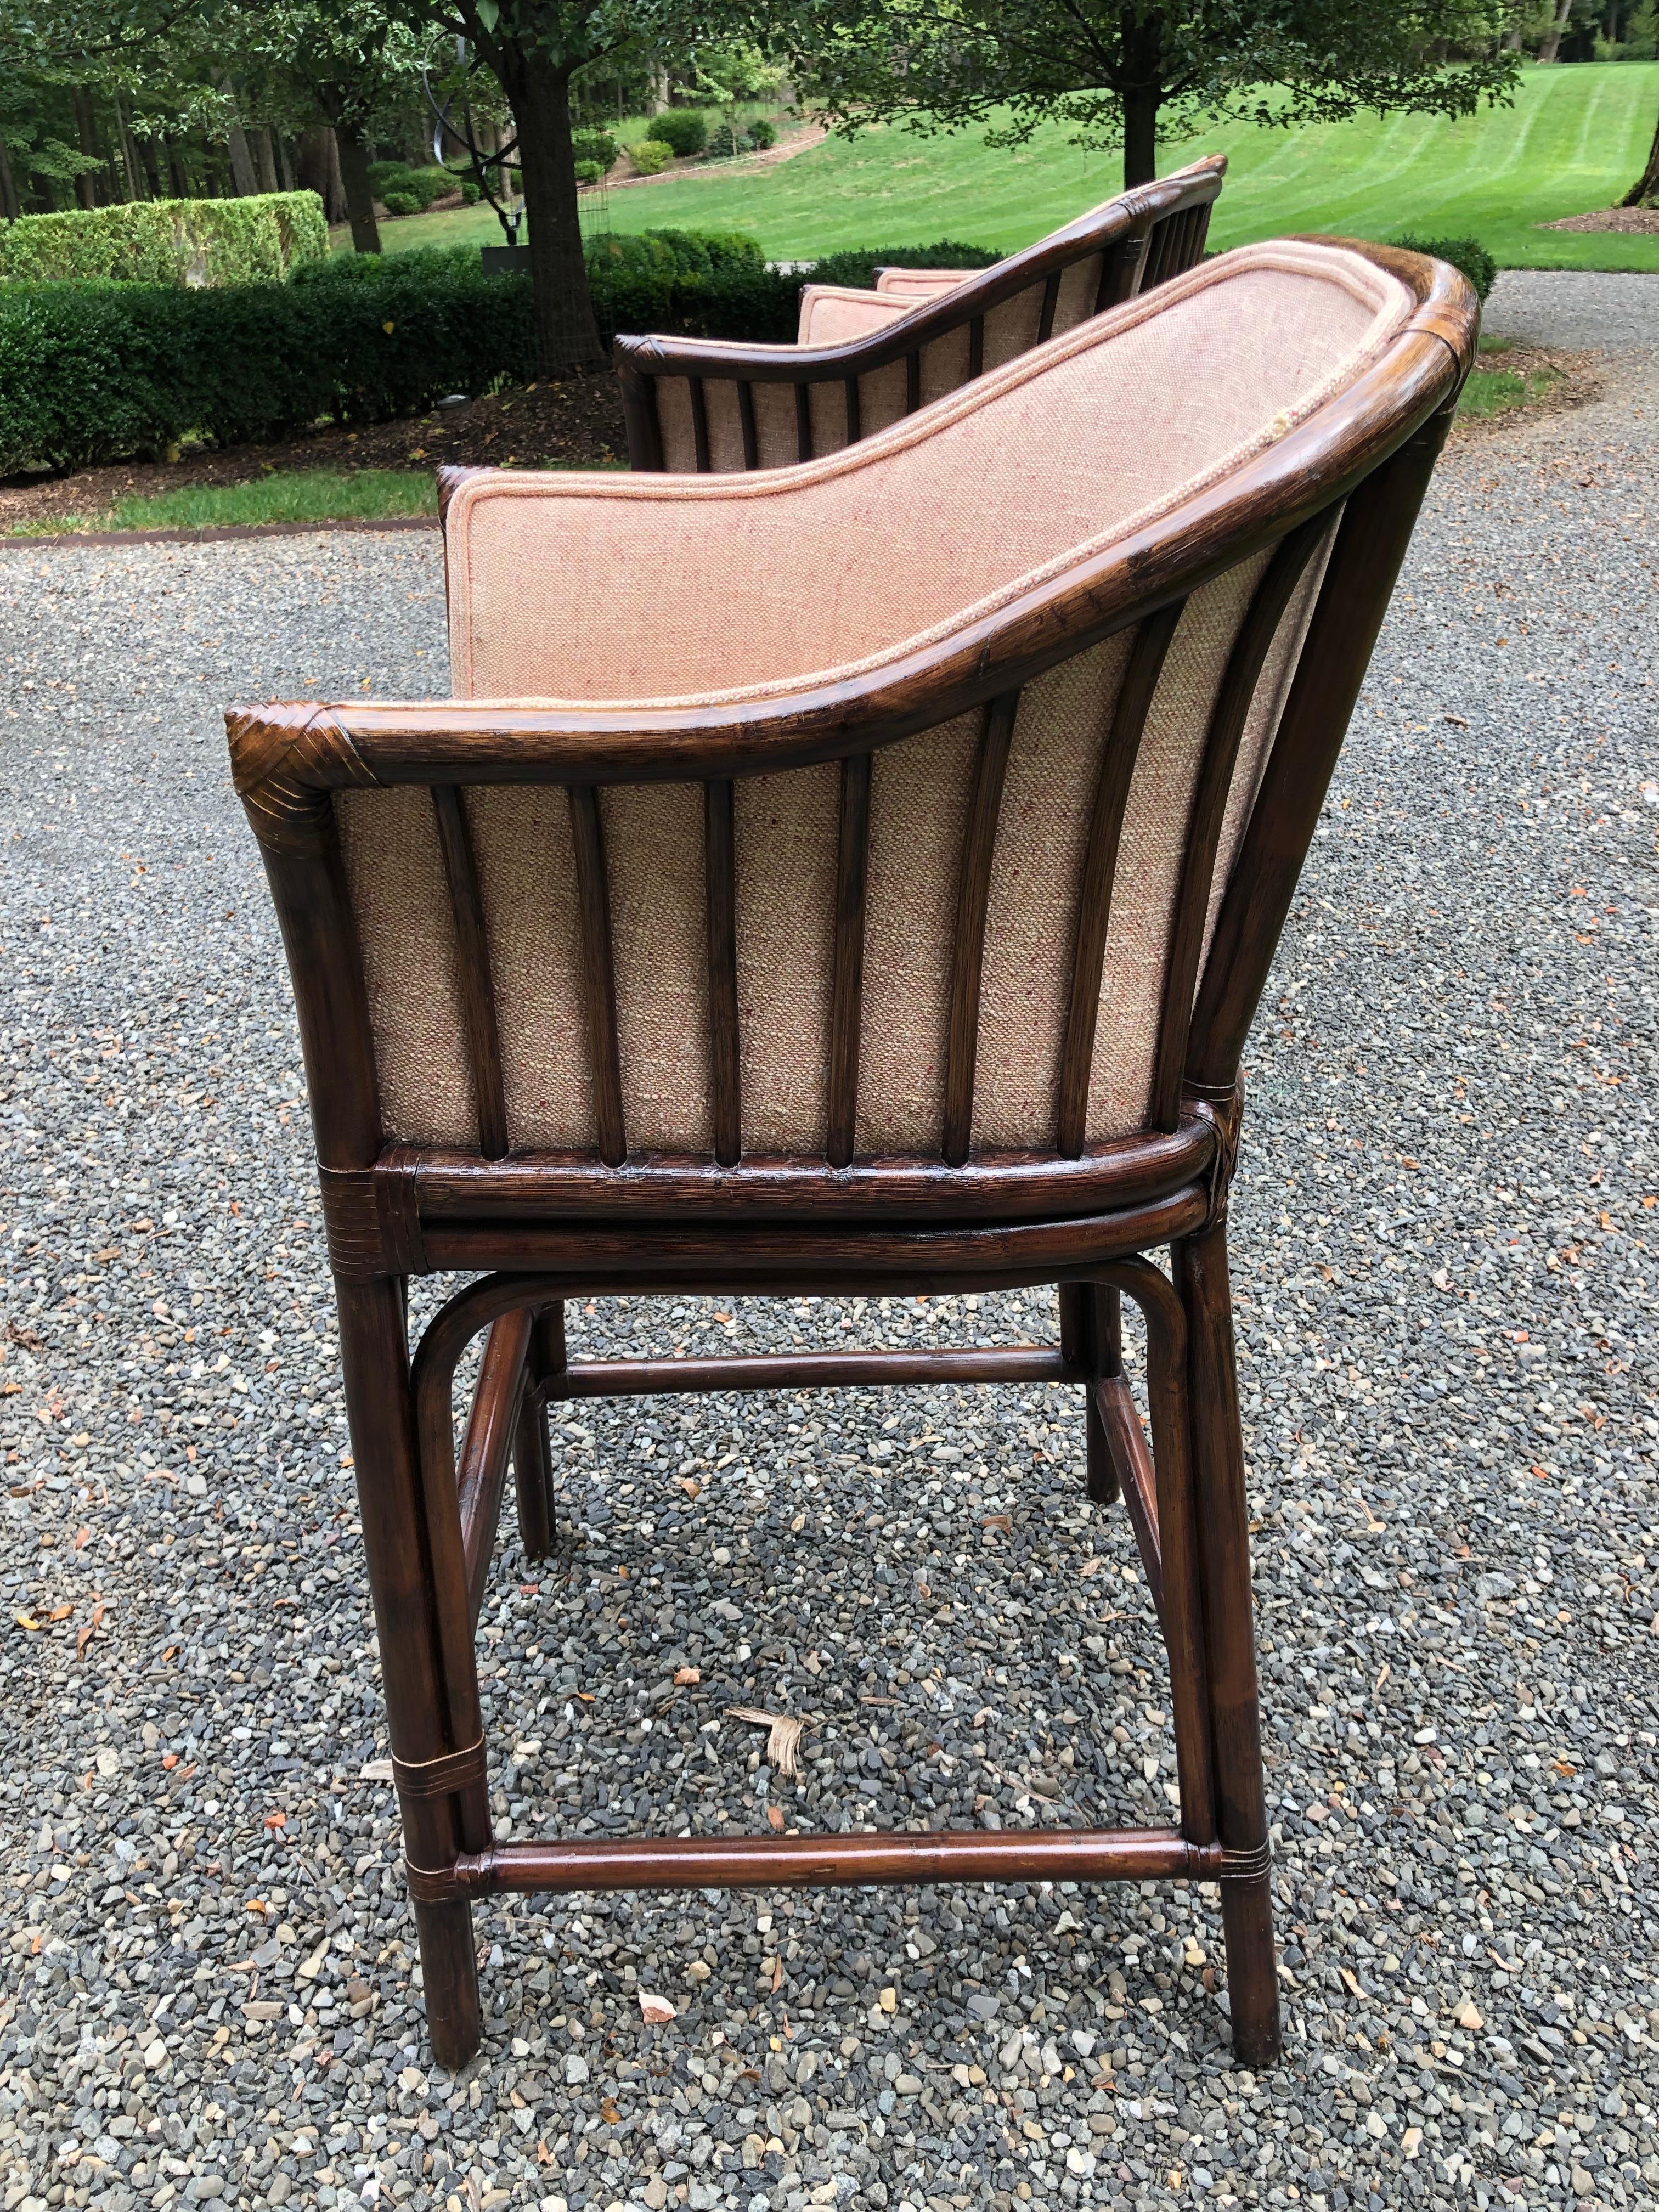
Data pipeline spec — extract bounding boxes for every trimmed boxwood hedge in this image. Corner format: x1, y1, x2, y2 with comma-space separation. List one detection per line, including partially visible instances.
0, 230, 1004, 473
0, 193, 328, 287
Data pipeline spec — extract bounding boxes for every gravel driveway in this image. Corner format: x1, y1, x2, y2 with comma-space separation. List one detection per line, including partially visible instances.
1, 274, 1656, 2212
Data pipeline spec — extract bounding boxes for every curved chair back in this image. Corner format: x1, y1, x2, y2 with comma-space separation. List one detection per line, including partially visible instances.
613, 156, 1227, 474
233, 241, 1473, 1221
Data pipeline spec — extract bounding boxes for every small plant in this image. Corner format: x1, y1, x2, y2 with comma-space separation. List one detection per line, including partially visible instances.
460, 180, 481, 205
1389, 234, 1496, 302
705, 121, 742, 160
627, 139, 675, 176
747, 117, 777, 150
573, 161, 603, 186
381, 190, 420, 218
650, 109, 708, 157
572, 128, 618, 171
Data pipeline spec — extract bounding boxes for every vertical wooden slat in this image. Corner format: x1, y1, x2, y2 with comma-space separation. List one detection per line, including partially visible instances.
826, 752, 871, 1170
430, 786, 509, 1160
904, 349, 922, 414
941, 690, 1020, 1167
843, 376, 862, 447
689, 378, 712, 472
704, 778, 741, 1167
794, 381, 814, 464
1097, 230, 1143, 312
1036, 269, 1062, 343
968, 315, 984, 379
566, 786, 627, 1167
1055, 602, 1185, 1156
737, 381, 759, 470
1149, 519, 1328, 1131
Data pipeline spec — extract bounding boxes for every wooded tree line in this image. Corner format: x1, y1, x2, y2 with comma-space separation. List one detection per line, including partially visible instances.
3, 0, 1652, 373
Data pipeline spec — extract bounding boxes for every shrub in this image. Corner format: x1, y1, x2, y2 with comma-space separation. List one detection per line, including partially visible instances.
0, 231, 1011, 472
747, 117, 777, 150
369, 164, 454, 213
573, 161, 603, 186
705, 121, 742, 160
0, 192, 328, 287
1389, 234, 1496, 302
572, 128, 618, 171
627, 139, 674, 175
382, 191, 420, 217
650, 108, 708, 157
460, 180, 481, 205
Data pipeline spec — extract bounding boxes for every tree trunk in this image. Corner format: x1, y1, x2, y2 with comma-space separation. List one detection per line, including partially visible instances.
335, 121, 383, 253
71, 87, 101, 209
275, 132, 295, 193
1500, 24, 1522, 49
0, 134, 19, 222
1622, 109, 1659, 205
1121, 85, 1159, 189
252, 126, 280, 194
1538, 0, 1573, 62
114, 95, 144, 200
503, 43, 606, 371
297, 127, 346, 223
165, 139, 191, 198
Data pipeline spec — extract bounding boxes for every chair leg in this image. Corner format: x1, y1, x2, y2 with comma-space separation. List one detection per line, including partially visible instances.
336, 1273, 482, 2070
1061, 1283, 1120, 1505
512, 1305, 565, 1561
1175, 1221, 1280, 2069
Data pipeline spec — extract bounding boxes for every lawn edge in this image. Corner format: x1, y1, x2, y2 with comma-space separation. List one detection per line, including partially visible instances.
0, 512, 439, 551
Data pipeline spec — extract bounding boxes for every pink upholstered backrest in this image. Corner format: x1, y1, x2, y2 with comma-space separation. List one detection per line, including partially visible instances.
336, 244, 1412, 1164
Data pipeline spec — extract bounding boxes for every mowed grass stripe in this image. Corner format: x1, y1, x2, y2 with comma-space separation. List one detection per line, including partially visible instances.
416, 62, 1654, 270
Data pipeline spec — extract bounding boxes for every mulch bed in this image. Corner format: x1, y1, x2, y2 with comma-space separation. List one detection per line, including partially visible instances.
0, 370, 628, 529
1540, 205, 1659, 234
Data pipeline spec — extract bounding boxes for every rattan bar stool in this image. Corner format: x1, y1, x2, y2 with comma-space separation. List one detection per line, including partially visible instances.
229, 238, 1476, 2069
612, 156, 1225, 472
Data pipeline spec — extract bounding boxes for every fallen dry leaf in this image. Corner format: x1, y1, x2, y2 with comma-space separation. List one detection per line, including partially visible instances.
1079, 1556, 1107, 1577
726, 1706, 805, 1779
600, 2098, 621, 2125
766, 1804, 786, 1831
73, 1526, 92, 1550
770, 1956, 784, 1993
638, 1991, 677, 2024
263, 1811, 286, 1831
673, 1666, 701, 1686
14, 1613, 39, 1631
981, 1514, 1012, 1533
47, 1603, 72, 1621
679, 1477, 701, 1500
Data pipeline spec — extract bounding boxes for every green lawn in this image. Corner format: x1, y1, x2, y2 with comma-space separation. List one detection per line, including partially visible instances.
9, 468, 436, 537
374, 63, 1659, 270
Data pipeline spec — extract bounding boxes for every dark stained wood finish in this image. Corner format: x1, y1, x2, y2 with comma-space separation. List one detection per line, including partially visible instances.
452, 1825, 1222, 1897
1057, 603, 1184, 1156
827, 751, 871, 1170
689, 377, 712, 472
430, 786, 509, 1160
230, 242, 1472, 2072
397, 1119, 1214, 1226
1149, 516, 1328, 1130
611, 159, 1229, 474
456, 1309, 532, 1626
943, 690, 1020, 1167
704, 778, 742, 1167
567, 786, 626, 1167
737, 381, 759, 470
549, 1344, 1081, 1400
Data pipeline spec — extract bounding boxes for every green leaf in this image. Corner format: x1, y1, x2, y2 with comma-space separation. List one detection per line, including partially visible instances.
474, 0, 499, 30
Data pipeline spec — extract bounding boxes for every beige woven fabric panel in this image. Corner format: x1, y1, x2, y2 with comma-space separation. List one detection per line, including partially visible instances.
855, 356, 911, 441
752, 380, 800, 469
1199, 515, 1341, 983
602, 783, 713, 1153
1087, 553, 1271, 1141
981, 284, 1046, 372
859, 712, 982, 1153
917, 322, 974, 409
465, 785, 593, 1150
448, 245, 1412, 707
973, 631, 1137, 1149
334, 787, 478, 1148
1052, 252, 1105, 336
733, 763, 840, 1153
655, 377, 697, 473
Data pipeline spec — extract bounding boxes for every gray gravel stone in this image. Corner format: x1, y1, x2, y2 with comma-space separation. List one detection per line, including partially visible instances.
2, 275, 1657, 2211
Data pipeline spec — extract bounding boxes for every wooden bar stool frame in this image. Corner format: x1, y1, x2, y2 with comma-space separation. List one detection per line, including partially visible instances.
230, 242, 1475, 2072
